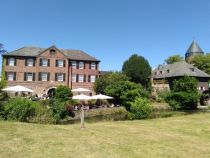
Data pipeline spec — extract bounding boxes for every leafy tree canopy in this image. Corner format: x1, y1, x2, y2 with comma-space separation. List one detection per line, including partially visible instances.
122, 54, 151, 88
165, 54, 184, 64
190, 54, 210, 74
54, 85, 73, 102
94, 72, 129, 94
172, 76, 198, 93
105, 80, 149, 110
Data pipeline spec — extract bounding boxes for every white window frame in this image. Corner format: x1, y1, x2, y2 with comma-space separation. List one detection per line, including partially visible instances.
90, 75, 96, 83
91, 62, 96, 70
41, 59, 48, 67
79, 62, 84, 69
57, 73, 64, 82
27, 58, 34, 67
72, 61, 77, 69
57, 60, 64, 67
72, 74, 76, 82
8, 72, 14, 81
26, 73, 33, 81
9, 58, 15, 66
79, 74, 84, 82
41, 72, 48, 81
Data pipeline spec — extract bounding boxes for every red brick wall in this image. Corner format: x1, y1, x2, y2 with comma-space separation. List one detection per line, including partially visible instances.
3, 48, 100, 96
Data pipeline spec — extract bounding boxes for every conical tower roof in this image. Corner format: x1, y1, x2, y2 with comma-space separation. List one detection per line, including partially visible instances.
186, 40, 204, 54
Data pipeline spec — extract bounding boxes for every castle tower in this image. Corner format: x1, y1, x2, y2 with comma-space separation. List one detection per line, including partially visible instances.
185, 40, 204, 62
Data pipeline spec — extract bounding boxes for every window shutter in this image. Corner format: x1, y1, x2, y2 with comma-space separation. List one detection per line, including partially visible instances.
55, 60, 58, 67
48, 59, 50, 67
39, 59, 42, 66
55, 73, 57, 81
84, 75, 86, 82
6, 58, 8, 65
63, 73, 66, 81
14, 72, 16, 81
14, 58, 17, 66
33, 59, 35, 66
25, 59, 27, 66
76, 74, 79, 82
63, 60, 66, 67
47, 73, 50, 81
76, 62, 79, 69
89, 62, 91, 69
38, 72, 41, 81
96, 63, 98, 70
24, 72, 26, 81
33, 73, 35, 81
84, 62, 86, 69
88, 75, 91, 82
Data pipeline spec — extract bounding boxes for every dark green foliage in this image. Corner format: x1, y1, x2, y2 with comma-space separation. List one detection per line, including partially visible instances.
190, 54, 210, 74
165, 55, 184, 64
166, 92, 199, 110
105, 80, 149, 110
40, 99, 68, 122
94, 72, 129, 94
128, 98, 152, 119
40, 98, 76, 122
200, 93, 209, 105
156, 90, 170, 102
122, 54, 151, 89
3, 97, 39, 122
172, 76, 198, 93
54, 85, 73, 101
166, 76, 199, 110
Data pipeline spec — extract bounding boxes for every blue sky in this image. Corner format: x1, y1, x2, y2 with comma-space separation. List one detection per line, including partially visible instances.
1, 0, 210, 70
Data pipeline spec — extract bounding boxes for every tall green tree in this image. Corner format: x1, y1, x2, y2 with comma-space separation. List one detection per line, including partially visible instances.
122, 54, 151, 89
94, 72, 129, 94
190, 54, 210, 74
165, 54, 184, 64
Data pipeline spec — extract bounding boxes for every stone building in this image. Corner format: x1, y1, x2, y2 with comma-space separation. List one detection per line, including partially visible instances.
2, 46, 100, 96
152, 61, 210, 94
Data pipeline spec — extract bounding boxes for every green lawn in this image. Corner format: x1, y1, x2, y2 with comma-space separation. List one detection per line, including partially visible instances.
0, 113, 210, 158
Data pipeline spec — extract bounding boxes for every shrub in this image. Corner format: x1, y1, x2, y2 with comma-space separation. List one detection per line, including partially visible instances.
129, 98, 152, 119
29, 103, 55, 124
105, 81, 149, 111
156, 90, 170, 102
43, 99, 69, 122
54, 85, 73, 102
166, 92, 199, 110
200, 93, 209, 105
4, 97, 39, 122
166, 76, 200, 110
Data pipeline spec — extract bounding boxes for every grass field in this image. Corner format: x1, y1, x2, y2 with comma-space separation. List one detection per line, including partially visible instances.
0, 113, 210, 158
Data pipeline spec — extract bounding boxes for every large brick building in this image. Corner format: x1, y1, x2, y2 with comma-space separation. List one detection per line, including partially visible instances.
2, 46, 100, 96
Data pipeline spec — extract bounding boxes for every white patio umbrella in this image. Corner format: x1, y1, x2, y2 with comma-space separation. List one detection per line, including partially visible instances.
2, 85, 33, 93
72, 94, 91, 128
91, 94, 113, 106
91, 94, 113, 100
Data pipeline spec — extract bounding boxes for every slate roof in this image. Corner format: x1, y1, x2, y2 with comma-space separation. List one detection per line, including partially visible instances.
186, 40, 204, 55
152, 61, 210, 79
3, 46, 100, 61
